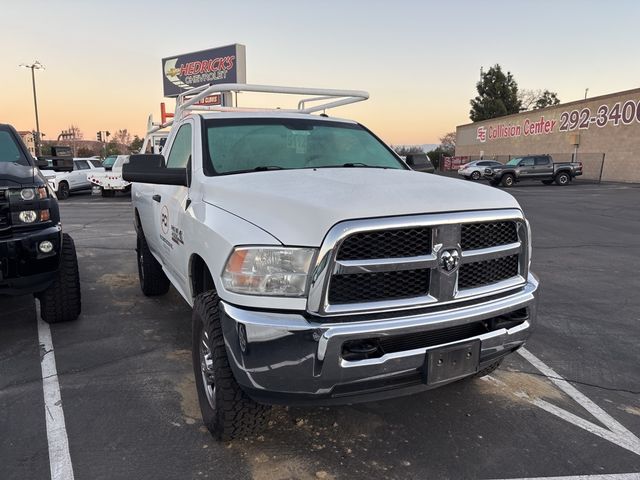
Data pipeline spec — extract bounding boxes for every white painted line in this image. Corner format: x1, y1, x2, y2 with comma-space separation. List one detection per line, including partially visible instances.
518, 347, 640, 457
493, 473, 640, 480
37, 306, 75, 480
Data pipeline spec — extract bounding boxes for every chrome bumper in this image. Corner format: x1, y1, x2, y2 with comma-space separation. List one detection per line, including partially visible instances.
219, 273, 539, 405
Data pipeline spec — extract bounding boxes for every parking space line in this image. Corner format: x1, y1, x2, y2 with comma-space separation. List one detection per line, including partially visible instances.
518, 348, 640, 457
494, 473, 640, 479
37, 305, 75, 480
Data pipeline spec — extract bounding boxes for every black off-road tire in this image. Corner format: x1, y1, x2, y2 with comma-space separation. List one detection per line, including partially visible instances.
192, 291, 270, 441
470, 171, 481, 181
136, 235, 170, 296
555, 172, 571, 186
473, 358, 503, 378
57, 181, 70, 200
37, 233, 81, 323
501, 174, 515, 187
541, 179, 554, 185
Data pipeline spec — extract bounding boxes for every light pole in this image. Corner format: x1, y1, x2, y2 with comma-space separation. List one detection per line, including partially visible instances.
20, 61, 45, 157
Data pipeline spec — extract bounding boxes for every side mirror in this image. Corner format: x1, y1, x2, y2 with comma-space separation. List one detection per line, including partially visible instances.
122, 154, 188, 186
36, 159, 49, 169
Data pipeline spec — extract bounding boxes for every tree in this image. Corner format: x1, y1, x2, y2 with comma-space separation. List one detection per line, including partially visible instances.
470, 64, 521, 122
439, 131, 456, 156
77, 146, 96, 157
105, 140, 121, 156
111, 129, 131, 146
391, 145, 424, 156
519, 89, 561, 111
426, 146, 449, 169
533, 90, 560, 109
129, 135, 144, 153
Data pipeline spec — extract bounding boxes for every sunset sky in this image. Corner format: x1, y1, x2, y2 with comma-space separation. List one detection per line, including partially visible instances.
2, 0, 639, 146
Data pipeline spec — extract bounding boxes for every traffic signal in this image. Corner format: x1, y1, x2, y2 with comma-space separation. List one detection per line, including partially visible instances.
97, 131, 102, 142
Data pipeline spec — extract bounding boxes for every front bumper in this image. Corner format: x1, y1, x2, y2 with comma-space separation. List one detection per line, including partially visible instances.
220, 273, 539, 405
0, 225, 62, 295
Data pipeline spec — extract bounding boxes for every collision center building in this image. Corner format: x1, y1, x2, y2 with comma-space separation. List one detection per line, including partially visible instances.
454, 87, 640, 183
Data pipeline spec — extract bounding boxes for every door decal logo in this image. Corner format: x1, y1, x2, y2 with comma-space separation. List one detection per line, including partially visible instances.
161, 205, 169, 234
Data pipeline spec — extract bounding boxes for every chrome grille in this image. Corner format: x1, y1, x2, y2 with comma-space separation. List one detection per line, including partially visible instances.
458, 255, 519, 289
308, 210, 529, 316
329, 269, 430, 303
337, 228, 432, 260
461, 221, 518, 250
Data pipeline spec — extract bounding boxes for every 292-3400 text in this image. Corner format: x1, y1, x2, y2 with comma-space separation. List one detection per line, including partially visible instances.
559, 99, 640, 131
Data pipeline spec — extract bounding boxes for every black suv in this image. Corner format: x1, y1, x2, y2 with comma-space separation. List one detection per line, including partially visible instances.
0, 124, 81, 323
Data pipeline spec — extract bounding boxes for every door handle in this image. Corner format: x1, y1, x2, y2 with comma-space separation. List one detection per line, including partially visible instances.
152, 194, 161, 203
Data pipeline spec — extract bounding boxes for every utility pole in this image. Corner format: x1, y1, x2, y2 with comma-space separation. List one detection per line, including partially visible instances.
584, 88, 589, 100
20, 61, 45, 157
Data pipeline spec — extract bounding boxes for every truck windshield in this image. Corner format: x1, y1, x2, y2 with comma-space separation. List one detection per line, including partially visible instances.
0, 131, 28, 165
102, 156, 117, 168
506, 157, 522, 166
204, 118, 405, 174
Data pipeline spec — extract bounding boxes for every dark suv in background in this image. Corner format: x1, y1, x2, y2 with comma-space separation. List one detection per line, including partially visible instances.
0, 124, 81, 323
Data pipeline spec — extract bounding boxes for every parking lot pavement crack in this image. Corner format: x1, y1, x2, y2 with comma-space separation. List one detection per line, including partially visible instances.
510, 370, 640, 395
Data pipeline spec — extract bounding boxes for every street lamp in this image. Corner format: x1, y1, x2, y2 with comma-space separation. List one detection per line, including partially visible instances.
19, 61, 45, 157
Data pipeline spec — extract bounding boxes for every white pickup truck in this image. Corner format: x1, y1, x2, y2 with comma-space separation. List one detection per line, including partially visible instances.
124, 84, 539, 440
87, 155, 130, 197
42, 157, 104, 200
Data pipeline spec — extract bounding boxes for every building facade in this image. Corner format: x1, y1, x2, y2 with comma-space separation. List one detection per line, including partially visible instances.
17, 131, 36, 157
455, 87, 640, 183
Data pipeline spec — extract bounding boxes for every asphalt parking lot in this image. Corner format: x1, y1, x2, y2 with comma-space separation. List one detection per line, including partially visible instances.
1, 183, 640, 480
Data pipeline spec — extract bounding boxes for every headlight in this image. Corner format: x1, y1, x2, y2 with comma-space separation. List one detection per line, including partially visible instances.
20, 188, 35, 200
222, 247, 316, 296
19, 210, 38, 223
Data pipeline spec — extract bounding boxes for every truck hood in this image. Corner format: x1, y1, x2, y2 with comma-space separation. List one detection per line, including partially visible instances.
203, 168, 522, 246
0, 162, 37, 188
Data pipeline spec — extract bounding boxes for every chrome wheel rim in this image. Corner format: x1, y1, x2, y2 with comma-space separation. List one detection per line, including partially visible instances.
506, 177, 513, 186
199, 329, 216, 409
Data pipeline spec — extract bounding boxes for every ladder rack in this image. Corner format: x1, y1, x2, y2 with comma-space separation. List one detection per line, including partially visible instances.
141, 83, 369, 153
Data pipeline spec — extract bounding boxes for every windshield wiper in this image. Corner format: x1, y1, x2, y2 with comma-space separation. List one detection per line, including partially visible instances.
253, 165, 284, 171
342, 163, 388, 169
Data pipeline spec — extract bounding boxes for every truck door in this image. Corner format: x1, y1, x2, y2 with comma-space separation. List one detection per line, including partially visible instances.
73, 160, 91, 188
153, 121, 193, 289
517, 157, 535, 178
534, 156, 553, 178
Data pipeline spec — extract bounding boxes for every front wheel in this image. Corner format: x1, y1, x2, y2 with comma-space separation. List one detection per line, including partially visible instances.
192, 292, 270, 440
555, 172, 571, 185
501, 174, 515, 187
57, 181, 70, 200
37, 233, 81, 323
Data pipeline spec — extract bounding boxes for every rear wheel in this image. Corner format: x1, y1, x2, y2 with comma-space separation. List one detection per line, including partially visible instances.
192, 291, 270, 440
38, 233, 81, 323
555, 172, 571, 185
57, 181, 69, 200
136, 235, 170, 296
470, 171, 481, 181
501, 174, 515, 187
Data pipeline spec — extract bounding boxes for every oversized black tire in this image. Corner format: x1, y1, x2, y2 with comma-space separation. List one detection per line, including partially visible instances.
473, 358, 503, 378
541, 179, 554, 185
101, 188, 115, 197
136, 235, 170, 296
501, 174, 515, 187
555, 172, 571, 186
192, 291, 270, 440
38, 233, 81, 323
57, 181, 70, 200
470, 171, 481, 181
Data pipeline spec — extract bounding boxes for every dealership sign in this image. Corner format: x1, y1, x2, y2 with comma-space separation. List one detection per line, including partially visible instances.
162, 44, 246, 97
476, 96, 640, 143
